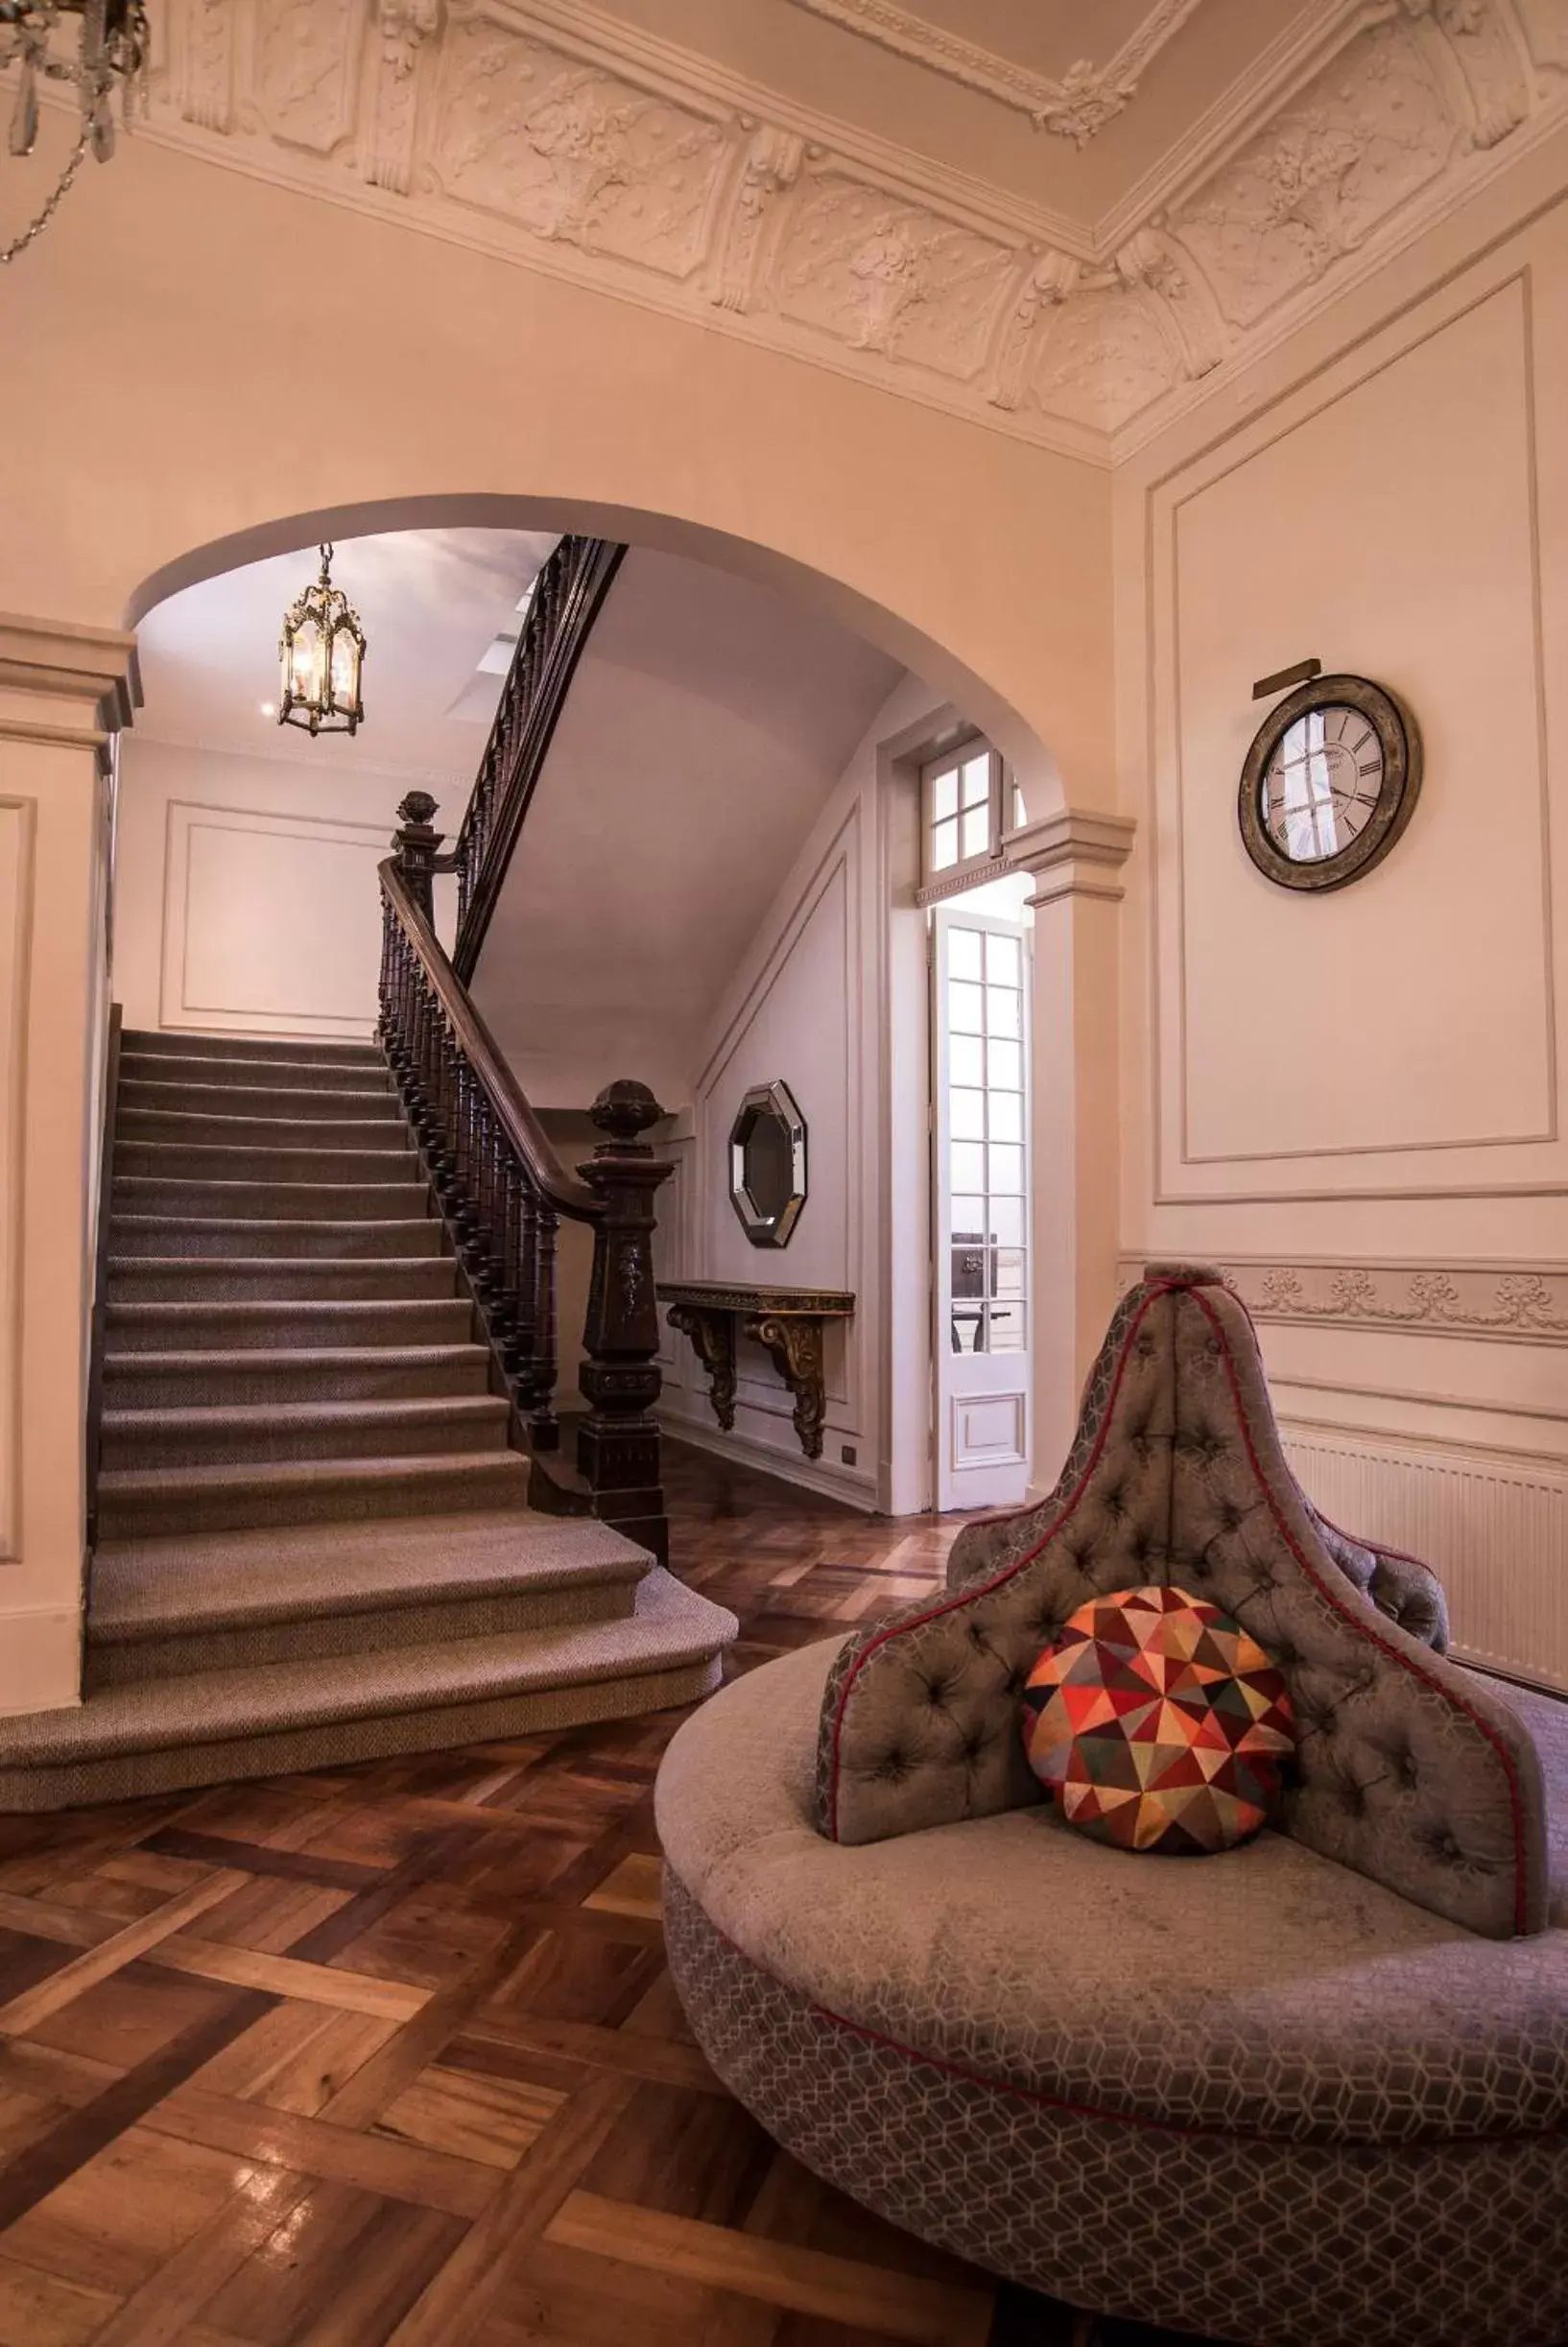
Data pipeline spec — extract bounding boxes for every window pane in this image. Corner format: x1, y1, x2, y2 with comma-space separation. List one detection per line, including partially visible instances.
987, 1304, 1027, 1353
949, 1086, 985, 1140
930, 817, 959, 872
986, 985, 1022, 1039
930, 766, 958, 820
948, 980, 984, 1033
987, 1142, 1024, 1194
986, 932, 1020, 984
948, 928, 982, 980
988, 1196, 1023, 1246
988, 1090, 1022, 1143
950, 1193, 986, 1243
951, 1308, 985, 1355
950, 1033, 984, 1086
951, 1243, 986, 1299
961, 754, 990, 807
993, 1246, 1026, 1297
951, 1140, 986, 1193
961, 804, 989, 860
988, 1038, 1022, 1090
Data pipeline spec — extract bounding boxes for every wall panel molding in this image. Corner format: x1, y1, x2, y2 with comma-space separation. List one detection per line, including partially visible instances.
0, 797, 36, 1560
1119, 1251, 1568, 1344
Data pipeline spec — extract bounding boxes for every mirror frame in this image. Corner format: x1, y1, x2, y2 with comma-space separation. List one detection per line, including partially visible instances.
727, 1079, 808, 1248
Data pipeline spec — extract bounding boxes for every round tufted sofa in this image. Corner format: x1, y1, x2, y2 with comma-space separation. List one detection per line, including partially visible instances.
655, 1266, 1568, 2347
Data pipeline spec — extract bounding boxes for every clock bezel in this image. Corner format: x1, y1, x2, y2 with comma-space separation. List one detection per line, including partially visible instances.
1238, 672, 1421, 894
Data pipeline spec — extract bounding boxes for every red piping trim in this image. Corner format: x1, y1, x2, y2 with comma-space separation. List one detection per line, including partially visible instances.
1183, 1284, 1532, 1938
826, 1283, 1183, 1839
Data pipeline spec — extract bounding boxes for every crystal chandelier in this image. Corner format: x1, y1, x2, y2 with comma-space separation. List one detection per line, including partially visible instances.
2, 2, 150, 265
278, 544, 368, 738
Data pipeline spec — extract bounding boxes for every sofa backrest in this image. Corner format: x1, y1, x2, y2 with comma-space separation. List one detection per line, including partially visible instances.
816, 1267, 1549, 1939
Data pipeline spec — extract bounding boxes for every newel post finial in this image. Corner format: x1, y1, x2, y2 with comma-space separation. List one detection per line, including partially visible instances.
392, 791, 442, 921
576, 1078, 673, 1563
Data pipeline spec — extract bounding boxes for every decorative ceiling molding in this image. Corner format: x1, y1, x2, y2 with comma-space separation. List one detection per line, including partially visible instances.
122, 0, 1568, 464
784, 0, 1207, 144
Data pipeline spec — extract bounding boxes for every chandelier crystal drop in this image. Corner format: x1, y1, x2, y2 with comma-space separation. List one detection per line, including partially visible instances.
1, 1, 150, 265
277, 543, 368, 738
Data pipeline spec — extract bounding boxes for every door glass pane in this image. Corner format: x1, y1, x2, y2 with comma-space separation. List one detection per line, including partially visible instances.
951, 1308, 986, 1355
988, 1038, 1022, 1090
988, 1196, 1023, 1246
986, 985, 1022, 1039
993, 1245, 1026, 1297
951, 1140, 986, 1192
987, 1142, 1024, 1194
988, 1090, 1022, 1143
987, 1304, 1027, 1352
985, 932, 1021, 984
930, 817, 959, 871
961, 803, 989, 860
948, 928, 983, 980
950, 1192, 986, 1242
931, 766, 958, 820
950, 1087, 985, 1140
950, 1033, 984, 1086
962, 755, 990, 806
948, 980, 984, 1033
951, 1243, 986, 1299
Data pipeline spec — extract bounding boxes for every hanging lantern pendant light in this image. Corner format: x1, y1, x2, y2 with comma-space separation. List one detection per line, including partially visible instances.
278, 542, 368, 737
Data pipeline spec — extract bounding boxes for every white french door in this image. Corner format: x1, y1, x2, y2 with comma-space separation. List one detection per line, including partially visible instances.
932, 905, 1032, 1510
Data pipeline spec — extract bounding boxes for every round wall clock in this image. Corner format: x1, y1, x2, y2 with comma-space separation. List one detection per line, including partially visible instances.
1238, 673, 1421, 892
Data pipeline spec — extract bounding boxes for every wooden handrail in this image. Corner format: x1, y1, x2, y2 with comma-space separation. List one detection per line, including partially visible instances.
451, 533, 626, 984
380, 856, 599, 1224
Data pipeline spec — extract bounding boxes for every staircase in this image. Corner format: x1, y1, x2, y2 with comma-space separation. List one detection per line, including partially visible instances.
0, 1028, 735, 1811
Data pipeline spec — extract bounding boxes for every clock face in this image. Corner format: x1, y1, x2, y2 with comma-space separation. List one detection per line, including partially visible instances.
1239, 674, 1420, 893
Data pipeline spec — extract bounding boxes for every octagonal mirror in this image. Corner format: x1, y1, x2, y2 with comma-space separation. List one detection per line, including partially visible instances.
728, 1079, 807, 1248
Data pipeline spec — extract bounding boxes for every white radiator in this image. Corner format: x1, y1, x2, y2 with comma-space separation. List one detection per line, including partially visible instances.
1281, 1425, 1568, 1696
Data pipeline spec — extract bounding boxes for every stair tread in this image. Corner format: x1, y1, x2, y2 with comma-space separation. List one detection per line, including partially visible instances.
0, 1570, 731, 1764
89, 1508, 649, 1643
110, 1219, 439, 1235
108, 1255, 448, 1272
105, 1344, 487, 1374
102, 1395, 508, 1434
98, 1449, 531, 1497
107, 1301, 470, 1325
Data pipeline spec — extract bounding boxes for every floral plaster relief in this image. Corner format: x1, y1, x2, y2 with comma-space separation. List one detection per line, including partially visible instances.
252, 0, 363, 155
1026, 287, 1180, 431
774, 173, 1017, 379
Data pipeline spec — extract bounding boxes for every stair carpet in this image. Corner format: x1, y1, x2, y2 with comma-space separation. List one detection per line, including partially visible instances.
0, 1030, 736, 1810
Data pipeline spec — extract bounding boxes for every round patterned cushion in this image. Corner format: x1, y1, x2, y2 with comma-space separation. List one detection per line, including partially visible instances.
1020, 1585, 1297, 1856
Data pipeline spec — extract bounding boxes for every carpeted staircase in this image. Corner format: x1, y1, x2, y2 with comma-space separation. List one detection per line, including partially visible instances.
0, 1030, 735, 1810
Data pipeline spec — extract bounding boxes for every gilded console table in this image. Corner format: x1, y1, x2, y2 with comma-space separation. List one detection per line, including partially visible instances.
657, 1281, 855, 1461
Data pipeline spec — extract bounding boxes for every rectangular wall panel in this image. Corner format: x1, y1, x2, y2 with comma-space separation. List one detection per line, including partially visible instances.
0, 798, 34, 1559
1283, 1422, 1568, 1695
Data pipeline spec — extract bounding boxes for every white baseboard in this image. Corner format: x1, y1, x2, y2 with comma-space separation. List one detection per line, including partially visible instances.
0, 1602, 82, 1717
660, 1409, 878, 1512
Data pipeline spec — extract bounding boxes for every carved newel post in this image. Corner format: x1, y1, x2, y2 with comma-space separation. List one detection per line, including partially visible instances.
576, 1079, 674, 1566
392, 790, 443, 921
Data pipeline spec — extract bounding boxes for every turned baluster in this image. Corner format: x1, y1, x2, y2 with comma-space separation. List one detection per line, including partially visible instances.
573, 1079, 673, 1564
528, 1202, 560, 1451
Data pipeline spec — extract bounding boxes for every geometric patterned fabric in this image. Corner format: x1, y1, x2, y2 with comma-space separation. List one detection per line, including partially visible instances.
1021, 1585, 1297, 1856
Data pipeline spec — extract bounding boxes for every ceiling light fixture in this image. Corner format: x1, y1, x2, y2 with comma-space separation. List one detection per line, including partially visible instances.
277, 543, 367, 738
1, 2, 149, 266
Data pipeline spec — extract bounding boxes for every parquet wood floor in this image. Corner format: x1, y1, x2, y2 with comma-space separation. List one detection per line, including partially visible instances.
0, 1444, 1215, 2347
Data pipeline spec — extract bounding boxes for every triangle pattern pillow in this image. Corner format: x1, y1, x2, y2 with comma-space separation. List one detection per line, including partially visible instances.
1021, 1585, 1296, 1856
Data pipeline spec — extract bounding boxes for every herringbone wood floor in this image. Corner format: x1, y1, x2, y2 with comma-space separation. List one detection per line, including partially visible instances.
0, 1443, 1206, 2347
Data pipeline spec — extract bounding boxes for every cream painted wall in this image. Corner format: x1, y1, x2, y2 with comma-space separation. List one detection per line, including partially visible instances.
113, 741, 456, 1039
1115, 121, 1568, 1693
657, 674, 941, 1511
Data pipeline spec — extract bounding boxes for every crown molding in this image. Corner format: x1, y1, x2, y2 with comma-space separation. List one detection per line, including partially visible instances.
1010, 807, 1138, 904
784, 0, 1207, 145
125, 0, 1568, 468
0, 613, 140, 730
1120, 1251, 1568, 1346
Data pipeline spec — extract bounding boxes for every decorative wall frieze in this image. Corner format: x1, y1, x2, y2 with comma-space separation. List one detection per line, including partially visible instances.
137, 0, 1568, 462
784, 0, 1207, 144
1119, 1254, 1568, 1345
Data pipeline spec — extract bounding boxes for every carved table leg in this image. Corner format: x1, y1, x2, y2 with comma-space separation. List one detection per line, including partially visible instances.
667, 1304, 737, 1433
748, 1314, 826, 1460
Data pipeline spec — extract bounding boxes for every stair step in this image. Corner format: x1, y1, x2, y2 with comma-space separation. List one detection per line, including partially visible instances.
106, 1298, 476, 1353
121, 1051, 392, 1096
119, 1109, 409, 1150
85, 1510, 649, 1686
119, 1080, 396, 1121
113, 1142, 421, 1183
0, 1569, 737, 1808
121, 1031, 384, 1067
100, 1394, 512, 1472
108, 1217, 442, 1261
107, 1255, 457, 1304
97, 1448, 535, 1538
104, 1344, 493, 1409
112, 1178, 430, 1223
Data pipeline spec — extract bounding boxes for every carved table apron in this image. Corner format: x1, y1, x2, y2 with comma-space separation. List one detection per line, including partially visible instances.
656, 1282, 855, 1460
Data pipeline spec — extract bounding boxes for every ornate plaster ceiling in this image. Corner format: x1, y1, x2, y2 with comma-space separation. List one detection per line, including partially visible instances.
104, 0, 1568, 460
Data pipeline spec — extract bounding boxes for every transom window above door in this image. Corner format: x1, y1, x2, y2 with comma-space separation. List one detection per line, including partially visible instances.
920, 739, 1022, 890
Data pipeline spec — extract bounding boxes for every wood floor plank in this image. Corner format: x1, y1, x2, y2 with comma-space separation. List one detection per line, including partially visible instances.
144, 2083, 500, 2219
0, 1874, 250, 2039
146, 1933, 432, 2021
545, 2192, 993, 2347
0, 2249, 120, 2347
83, 2164, 316, 2347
